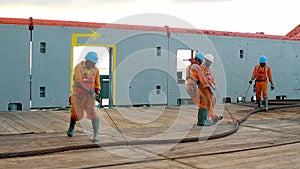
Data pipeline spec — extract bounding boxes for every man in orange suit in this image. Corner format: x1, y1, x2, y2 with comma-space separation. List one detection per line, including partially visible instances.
67, 52, 101, 142
186, 52, 213, 126
201, 54, 223, 124
249, 55, 274, 111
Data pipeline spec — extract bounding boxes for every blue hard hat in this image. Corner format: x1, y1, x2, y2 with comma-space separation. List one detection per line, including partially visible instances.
85, 52, 98, 63
259, 55, 267, 63
195, 52, 205, 61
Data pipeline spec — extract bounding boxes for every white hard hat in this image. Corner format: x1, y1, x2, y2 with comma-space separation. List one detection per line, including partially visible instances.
205, 54, 214, 63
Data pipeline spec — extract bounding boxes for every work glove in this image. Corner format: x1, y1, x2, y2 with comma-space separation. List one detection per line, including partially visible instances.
211, 84, 217, 90
88, 89, 94, 95
270, 84, 275, 91
208, 86, 215, 96
203, 85, 210, 88
94, 94, 101, 103
94, 88, 101, 103
95, 88, 101, 95
249, 79, 253, 85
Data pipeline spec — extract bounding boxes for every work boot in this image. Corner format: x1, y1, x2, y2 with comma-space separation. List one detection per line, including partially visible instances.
255, 99, 262, 110
67, 119, 76, 137
197, 109, 212, 126
206, 118, 214, 125
205, 110, 215, 125
212, 116, 223, 124
265, 99, 269, 111
92, 118, 100, 142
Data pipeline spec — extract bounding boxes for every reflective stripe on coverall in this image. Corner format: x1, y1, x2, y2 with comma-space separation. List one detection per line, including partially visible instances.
186, 64, 210, 109
201, 64, 218, 119
71, 61, 101, 121
251, 64, 273, 100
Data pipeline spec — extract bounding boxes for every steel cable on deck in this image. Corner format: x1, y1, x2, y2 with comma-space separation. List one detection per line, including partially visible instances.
0, 102, 299, 159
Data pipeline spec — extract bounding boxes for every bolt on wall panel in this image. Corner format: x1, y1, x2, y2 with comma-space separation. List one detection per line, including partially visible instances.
0, 25, 30, 111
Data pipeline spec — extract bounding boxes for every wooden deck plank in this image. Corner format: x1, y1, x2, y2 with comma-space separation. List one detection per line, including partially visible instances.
0, 113, 20, 134
0, 131, 299, 169
11, 112, 56, 133
0, 112, 39, 134
32, 111, 70, 132
0, 146, 166, 169
0, 120, 10, 135
0, 104, 299, 168
48, 110, 71, 123
0, 133, 91, 154
176, 142, 300, 169
142, 126, 300, 159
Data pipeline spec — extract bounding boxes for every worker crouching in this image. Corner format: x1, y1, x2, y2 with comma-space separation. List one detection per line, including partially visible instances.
67, 52, 101, 142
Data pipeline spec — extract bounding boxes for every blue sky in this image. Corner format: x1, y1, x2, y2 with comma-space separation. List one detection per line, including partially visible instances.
0, 0, 299, 35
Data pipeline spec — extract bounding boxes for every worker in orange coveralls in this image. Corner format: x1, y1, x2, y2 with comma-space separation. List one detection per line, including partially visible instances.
67, 52, 101, 142
249, 55, 274, 111
186, 52, 213, 126
201, 54, 223, 124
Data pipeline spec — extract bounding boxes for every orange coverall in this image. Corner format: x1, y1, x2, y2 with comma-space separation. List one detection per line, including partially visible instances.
251, 64, 273, 100
70, 61, 101, 121
186, 63, 210, 109
201, 64, 218, 119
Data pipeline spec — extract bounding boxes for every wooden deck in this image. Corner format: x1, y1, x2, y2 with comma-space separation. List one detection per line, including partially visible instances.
0, 104, 299, 169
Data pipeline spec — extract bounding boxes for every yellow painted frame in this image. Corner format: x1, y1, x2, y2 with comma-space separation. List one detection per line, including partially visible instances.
70, 30, 117, 105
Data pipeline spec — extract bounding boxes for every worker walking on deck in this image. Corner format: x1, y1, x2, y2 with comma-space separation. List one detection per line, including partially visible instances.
67, 52, 101, 142
249, 55, 274, 111
201, 54, 223, 123
186, 52, 213, 126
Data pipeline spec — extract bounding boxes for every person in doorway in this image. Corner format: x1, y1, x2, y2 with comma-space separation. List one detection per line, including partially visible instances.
201, 54, 223, 124
67, 52, 101, 142
186, 52, 213, 126
249, 55, 274, 111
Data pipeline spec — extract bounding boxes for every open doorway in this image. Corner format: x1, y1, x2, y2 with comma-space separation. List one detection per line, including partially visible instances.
73, 46, 110, 107
176, 49, 195, 84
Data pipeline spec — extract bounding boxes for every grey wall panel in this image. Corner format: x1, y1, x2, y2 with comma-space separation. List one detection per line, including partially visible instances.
271, 41, 300, 99
170, 32, 227, 103
291, 42, 300, 98
115, 33, 169, 106
31, 26, 85, 108
168, 36, 192, 105
207, 36, 252, 101
171, 32, 300, 101
0, 25, 30, 111
129, 68, 168, 105
79, 28, 139, 45
3, 21, 300, 110
208, 36, 300, 101
114, 31, 196, 106
31, 27, 143, 108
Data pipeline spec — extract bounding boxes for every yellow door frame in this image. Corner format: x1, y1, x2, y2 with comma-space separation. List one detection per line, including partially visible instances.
70, 29, 117, 105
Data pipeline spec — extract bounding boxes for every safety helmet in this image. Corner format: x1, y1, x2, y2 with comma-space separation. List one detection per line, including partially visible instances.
195, 52, 205, 61
259, 55, 267, 63
85, 52, 98, 63
204, 54, 214, 63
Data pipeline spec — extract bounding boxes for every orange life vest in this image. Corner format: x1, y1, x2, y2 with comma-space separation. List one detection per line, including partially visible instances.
76, 62, 96, 93
186, 64, 200, 85
253, 64, 269, 82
